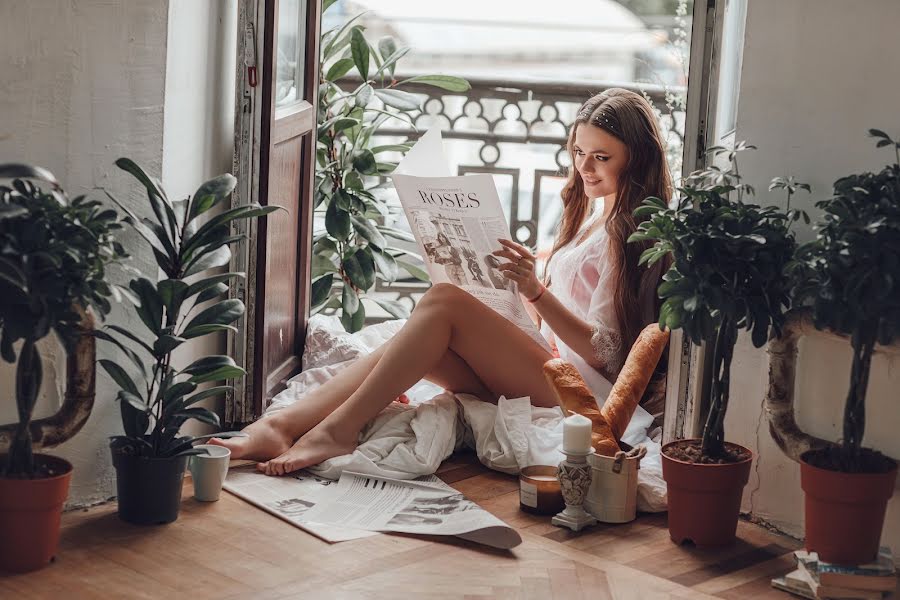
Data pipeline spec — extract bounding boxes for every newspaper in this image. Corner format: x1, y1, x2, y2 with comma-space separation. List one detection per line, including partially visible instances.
391, 129, 550, 350
301, 470, 523, 550
223, 463, 376, 542
223, 464, 522, 550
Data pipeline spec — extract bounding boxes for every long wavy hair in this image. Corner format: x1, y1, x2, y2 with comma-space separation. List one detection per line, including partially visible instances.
547, 88, 672, 355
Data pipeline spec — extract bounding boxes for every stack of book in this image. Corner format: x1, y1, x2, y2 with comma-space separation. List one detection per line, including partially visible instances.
771, 547, 897, 599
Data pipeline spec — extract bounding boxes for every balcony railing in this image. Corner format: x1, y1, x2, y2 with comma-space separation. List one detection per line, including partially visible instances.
334, 75, 686, 321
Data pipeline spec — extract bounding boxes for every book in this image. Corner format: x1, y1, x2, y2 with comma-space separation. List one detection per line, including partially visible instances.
793, 558, 885, 599
795, 548, 897, 593
771, 569, 816, 599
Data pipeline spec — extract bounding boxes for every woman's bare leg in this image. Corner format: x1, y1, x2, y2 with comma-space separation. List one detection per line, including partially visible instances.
207, 346, 388, 460
259, 283, 554, 475
210, 325, 495, 461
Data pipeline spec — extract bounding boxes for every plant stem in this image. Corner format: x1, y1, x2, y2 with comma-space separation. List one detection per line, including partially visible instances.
701, 318, 736, 459
843, 324, 877, 467
7, 339, 41, 476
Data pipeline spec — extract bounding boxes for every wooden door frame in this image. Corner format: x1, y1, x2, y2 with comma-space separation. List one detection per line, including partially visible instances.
228, 0, 321, 425
662, 0, 722, 443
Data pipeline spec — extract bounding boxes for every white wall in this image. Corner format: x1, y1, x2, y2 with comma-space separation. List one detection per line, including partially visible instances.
162, 0, 238, 436
722, 0, 900, 548
0, 0, 237, 507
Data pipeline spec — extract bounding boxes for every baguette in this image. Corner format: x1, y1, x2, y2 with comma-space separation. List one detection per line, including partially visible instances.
602, 324, 670, 441
542, 324, 670, 456
542, 359, 620, 456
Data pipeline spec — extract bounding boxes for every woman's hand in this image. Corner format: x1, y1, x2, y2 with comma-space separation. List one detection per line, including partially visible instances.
493, 239, 543, 300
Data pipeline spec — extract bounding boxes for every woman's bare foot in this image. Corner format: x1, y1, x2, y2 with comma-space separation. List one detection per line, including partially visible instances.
207, 416, 294, 461
256, 423, 358, 476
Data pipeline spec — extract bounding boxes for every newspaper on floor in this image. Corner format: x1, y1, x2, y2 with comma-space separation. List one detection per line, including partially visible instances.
300, 470, 523, 550
223, 462, 377, 542
223, 463, 521, 549
391, 129, 550, 351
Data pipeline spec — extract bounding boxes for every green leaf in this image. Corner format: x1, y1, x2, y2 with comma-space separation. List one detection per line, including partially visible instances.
397, 75, 471, 93
183, 244, 232, 278
153, 334, 186, 357
323, 0, 339, 13
188, 365, 246, 385
325, 199, 352, 241
325, 57, 355, 81
373, 46, 410, 78
185, 272, 244, 300
100, 359, 140, 395
311, 273, 334, 307
350, 215, 386, 248
377, 36, 397, 62
129, 277, 164, 334
119, 390, 150, 413
106, 324, 153, 354
182, 299, 245, 338
374, 89, 421, 111
182, 355, 240, 377
352, 149, 378, 175
355, 83, 374, 108
350, 28, 369, 80
371, 143, 413, 154
197, 282, 229, 304
157, 278, 189, 318
172, 407, 221, 428
343, 249, 376, 290
342, 282, 360, 315
371, 297, 409, 319
188, 174, 237, 223
92, 330, 146, 374
396, 259, 430, 282
340, 301, 365, 332
163, 381, 197, 405
180, 385, 232, 410
371, 247, 399, 281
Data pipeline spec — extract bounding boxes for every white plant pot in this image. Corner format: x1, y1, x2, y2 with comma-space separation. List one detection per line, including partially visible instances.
584, 447, 644, 523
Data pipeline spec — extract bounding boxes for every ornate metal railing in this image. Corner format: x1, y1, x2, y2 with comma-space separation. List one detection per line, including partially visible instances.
335, 75, 686, 321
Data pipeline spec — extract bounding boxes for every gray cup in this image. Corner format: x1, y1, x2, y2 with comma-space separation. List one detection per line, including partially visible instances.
190, 444, 231, 502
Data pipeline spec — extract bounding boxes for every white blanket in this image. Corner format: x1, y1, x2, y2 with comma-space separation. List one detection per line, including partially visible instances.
266, 315, 667, 512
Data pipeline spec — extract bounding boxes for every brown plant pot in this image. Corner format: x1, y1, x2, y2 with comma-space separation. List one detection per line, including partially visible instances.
661, 439, 753, 547
800, 451, 898, 565
0, 454, 73, 573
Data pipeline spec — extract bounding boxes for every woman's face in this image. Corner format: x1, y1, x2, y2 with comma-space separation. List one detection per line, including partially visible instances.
573, 123, 629, 201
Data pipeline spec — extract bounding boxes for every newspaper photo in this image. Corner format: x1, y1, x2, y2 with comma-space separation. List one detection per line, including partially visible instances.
300, 470, 523, 550
391, 130, 550, 351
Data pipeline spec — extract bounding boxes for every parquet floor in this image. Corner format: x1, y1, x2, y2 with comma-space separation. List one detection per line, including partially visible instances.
1, 450, 877, 600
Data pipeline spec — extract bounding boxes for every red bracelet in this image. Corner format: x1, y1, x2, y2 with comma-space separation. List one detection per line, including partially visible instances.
527, 285, 546, 303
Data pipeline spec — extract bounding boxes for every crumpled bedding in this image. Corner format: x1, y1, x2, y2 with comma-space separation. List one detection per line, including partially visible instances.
266, 314, 668, 512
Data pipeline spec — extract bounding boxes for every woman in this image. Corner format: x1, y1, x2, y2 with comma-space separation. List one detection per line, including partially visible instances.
211, 88, 671, 476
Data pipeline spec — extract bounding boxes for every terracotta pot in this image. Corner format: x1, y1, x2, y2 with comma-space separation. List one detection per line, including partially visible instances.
0, 454, 73, 573
800, 451, 898, 565
661, 439, 752, 547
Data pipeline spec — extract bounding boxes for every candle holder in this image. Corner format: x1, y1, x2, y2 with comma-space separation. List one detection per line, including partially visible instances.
551, 448, 598, 532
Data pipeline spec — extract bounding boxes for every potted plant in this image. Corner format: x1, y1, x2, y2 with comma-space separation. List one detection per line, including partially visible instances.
630, 143, 805, 546
767, 129, 899, 564
99, 159, 278, 525
0, 165, 128, 572
314, 1, 470, 330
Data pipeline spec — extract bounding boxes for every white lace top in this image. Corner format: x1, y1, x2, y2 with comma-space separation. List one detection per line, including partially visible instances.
539, 201, 625, 401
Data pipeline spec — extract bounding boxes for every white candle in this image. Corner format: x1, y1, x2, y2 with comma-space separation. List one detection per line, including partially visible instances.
562, 413, 593, 454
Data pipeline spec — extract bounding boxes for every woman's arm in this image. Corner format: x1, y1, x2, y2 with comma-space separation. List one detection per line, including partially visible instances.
494, 239, 618, 380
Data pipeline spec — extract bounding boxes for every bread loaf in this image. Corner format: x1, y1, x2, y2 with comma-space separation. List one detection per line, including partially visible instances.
542, 359, 620, 456
602, 324, 670, 441
542, 324, 669, 456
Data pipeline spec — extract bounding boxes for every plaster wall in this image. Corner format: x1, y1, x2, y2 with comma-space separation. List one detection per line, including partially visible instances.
0, 0, 237, 506
721, 0, 900, 549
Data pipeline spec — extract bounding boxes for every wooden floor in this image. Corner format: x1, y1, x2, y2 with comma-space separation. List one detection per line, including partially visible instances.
1, 451, 882, 600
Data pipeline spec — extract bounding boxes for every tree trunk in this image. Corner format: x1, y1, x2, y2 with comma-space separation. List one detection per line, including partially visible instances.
843, 325, 877, 464
701, 318, 736, 458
